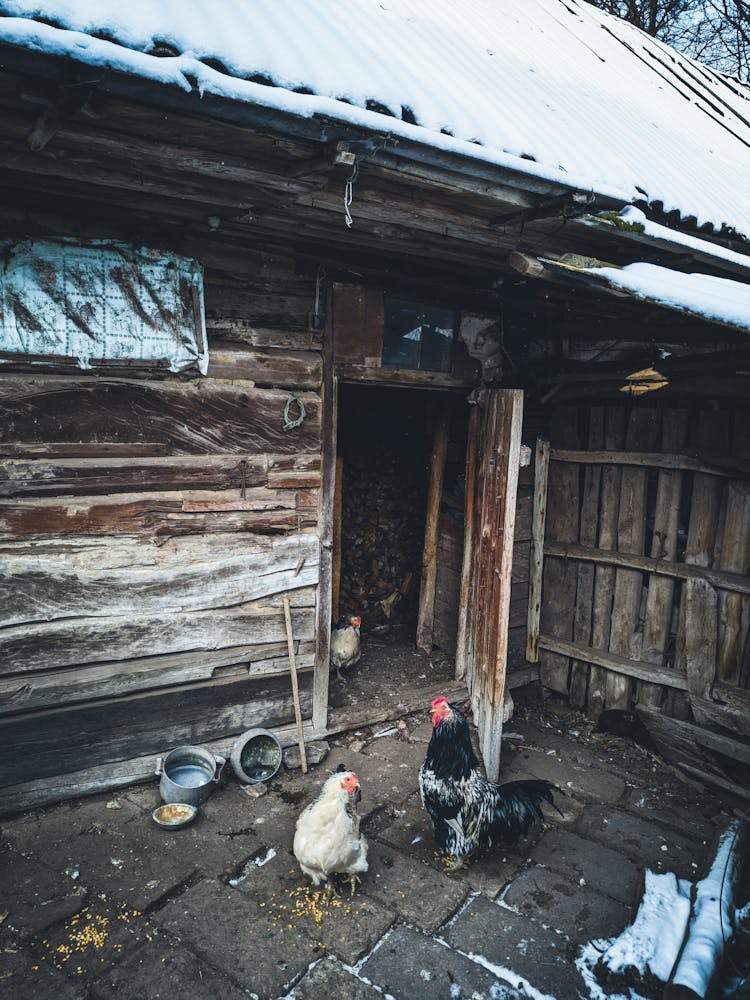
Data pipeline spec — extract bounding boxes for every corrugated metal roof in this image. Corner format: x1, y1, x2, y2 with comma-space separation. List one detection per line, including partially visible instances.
0, 0, 749, 239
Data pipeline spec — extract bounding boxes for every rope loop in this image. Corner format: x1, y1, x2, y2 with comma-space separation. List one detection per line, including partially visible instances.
283, 391, 306, 431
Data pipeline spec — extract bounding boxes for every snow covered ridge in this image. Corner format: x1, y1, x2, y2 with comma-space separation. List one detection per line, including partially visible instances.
1, 0, 750, 240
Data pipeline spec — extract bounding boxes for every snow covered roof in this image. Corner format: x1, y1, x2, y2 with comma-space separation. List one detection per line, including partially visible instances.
0, 0, 749, 242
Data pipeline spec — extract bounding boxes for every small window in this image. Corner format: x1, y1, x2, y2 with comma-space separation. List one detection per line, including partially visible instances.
382, 298, 455, 373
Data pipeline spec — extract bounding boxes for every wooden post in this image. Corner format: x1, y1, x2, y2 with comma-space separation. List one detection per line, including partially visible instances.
456, 405, 479, 680
416, 406, 450, 653
283, 596, 307, 774
313, 302, 337, 733
331, 457, 343, 622
526, 437, 550, 663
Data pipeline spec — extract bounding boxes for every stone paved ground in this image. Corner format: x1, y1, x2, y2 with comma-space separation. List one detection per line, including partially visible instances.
0, 687, 743, 1000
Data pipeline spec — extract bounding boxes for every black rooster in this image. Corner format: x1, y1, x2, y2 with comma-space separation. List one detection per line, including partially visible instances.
418, 696, 560, 870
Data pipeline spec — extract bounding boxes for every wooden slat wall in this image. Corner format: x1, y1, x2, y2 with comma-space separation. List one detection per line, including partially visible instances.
0, 248, 324, 807
535, 403, 750, 755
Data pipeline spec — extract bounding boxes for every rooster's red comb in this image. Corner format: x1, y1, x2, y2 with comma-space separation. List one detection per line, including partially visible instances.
431, 696, 449, 709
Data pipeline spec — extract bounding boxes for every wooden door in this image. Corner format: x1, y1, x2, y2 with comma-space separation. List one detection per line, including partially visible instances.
456, 389, 523, 781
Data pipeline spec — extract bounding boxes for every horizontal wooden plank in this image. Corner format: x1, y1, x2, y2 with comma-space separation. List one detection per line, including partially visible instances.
0, 671, 314, 787
550, 447, 749, 480
2, 533, 319, 629
206, 319, 323, 352
0, 715, 319, 816
545, 541, 750, 596
638, 707, 750, 766
267, 470, 322, 489
0, 604, 317, 675
0, 376, 321, 456
0, 455, 268, 498
538, 634, 688, 690
0, 442, 169, 458
207, 344, 322, 389
0, 493, 318, 538
0, 640, 316, 717
336, 364, 478, 389
691, 687, 750, 739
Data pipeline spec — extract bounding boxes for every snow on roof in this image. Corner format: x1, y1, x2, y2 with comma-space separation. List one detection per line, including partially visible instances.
580, 260, 750, 332
0, 0, 749, 240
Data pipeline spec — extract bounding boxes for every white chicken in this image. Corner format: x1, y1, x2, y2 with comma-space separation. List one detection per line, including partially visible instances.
330, 614, 361, 682
293, 769, 368, 897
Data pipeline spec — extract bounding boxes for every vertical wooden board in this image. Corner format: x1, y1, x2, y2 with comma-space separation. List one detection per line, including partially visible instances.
716, 481, 750, 683
363, 287, 384, 366
332, 283, 365, 362
684, 578, 718, 701
417, 407, 450, 652
588, 407, 626, 716
570, 406, 604, 708
456, 405, 479, 680
313, 310, 337, 732
638, 409, 688, 709
606, 408, 660, 710
539, 407, 580, 696
526, 438, 550, 663
331, 457, 343, 622
673, 410, 730, 715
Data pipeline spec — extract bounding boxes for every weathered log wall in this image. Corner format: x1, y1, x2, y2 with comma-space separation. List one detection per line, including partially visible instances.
0, 246, 324, 811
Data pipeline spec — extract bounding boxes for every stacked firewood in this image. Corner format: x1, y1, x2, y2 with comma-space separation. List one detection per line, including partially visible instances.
338, 448, 426, 628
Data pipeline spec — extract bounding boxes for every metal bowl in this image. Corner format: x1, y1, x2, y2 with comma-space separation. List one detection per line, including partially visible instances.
151, 802, 198, 829
230, 728, 283, 784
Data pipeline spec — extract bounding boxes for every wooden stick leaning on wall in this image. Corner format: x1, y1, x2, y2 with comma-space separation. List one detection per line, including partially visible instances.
283, 596, 308, 774
416, 405, 450, 653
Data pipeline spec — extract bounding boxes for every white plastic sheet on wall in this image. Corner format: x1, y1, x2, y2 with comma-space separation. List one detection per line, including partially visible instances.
0, 239, 208, 374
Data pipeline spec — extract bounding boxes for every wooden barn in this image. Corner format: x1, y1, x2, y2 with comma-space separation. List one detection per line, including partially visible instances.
0, 0, 748, 812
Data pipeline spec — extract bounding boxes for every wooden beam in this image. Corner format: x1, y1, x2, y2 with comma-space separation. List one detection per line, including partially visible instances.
538, 634, 689, 690
416, 406, 450, 652
550, 447, 748, 480
526, 438, 550, 663
544, 541, 750, 596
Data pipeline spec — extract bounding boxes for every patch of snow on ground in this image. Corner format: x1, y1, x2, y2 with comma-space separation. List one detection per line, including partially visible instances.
576, 870, 691, 998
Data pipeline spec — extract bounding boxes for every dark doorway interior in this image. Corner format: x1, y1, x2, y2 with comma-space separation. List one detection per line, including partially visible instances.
331, 384, 467, 710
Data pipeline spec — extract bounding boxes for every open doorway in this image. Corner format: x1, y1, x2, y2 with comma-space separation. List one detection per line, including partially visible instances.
330, 383, 468, 710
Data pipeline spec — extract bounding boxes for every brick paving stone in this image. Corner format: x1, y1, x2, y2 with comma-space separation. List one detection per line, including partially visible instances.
289, 955, 383, 999
501, 744, 627, 805
502, 866, 630, 943
530, 828, 640, 907
366, 840, 467, 933
575, 807, 709, 880
444, 893, 587, 998
1, 796, 194, 912
235, 845, 396, 963
0, 848, 88, 941
152, 878, 316, 1000
0, 930, 89, 1000
25, 896, 159, 984
88, 936, 249, 1000
620, 786, 722, 844
360, 924, 524, 1000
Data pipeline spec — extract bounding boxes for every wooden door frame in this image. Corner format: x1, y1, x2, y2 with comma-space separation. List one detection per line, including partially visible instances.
457, 388, 523, 781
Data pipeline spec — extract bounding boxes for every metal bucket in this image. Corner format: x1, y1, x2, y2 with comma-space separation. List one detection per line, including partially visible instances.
155, 745, 226, 806
230, 728, 283, 784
